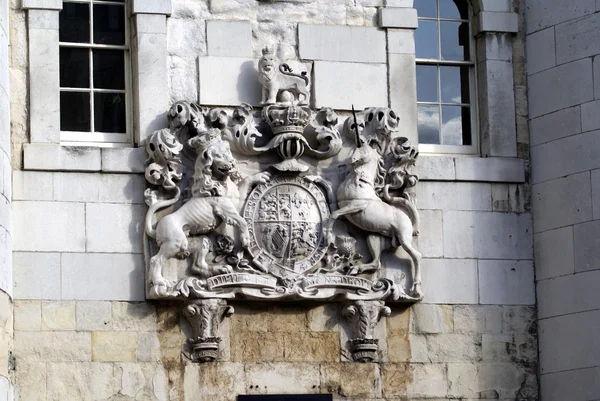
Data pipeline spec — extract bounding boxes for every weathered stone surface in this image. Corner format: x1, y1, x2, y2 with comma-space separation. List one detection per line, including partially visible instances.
531, 130, 600, 184
534, 226, 575, 280
454, 306, 502, 334
14, 301, 41, 332
421, 259, 479, 304
117, 363, 145, 397
482, 334, 514, 362
101, 147, 146, 174
386, 331, 411, 362
14, 331, 91, 362
112, 302, 157, 332
593, 168, 600, 220
85, 203, 145, 253
14, 361, 46, 401
416, 182, 492, 211
447, 363, 524, 398
379, 7, 417, 28
537, 270, 600, 318
53, 173, 145, 204
61, 253, 145, 301
23, 144, 101, 171
415, 155, 455, 181
76, 301, 112, 331
525, 0, 595, 33
529, 105, 581, 146
556, 12, 600, 64
539, 309, 600, 373
381, 363, 411, 398
528, 58, 594, 118
167, 17, 206, 56
92, 332, 137, 362
541, 366, 600, 401
207, 20, 252, 57
408, 363, 447, 398
478, 260, 535, 305
184, 362, 246, 401
46, 362, 116, 401
285, 332, 340, 362
198, 56, 261, 106
454, 157, 525, 183
313, 60, 387, 110
137, 332, 161, 362
41, 301, 76, 331
573, 219, 600, 273
443, 212, 532, 260
411, 304, 453, 334
13, 251, 61, 300
532, 172, 592, 233
491, 183, 528, 213
320, 363, 381, 398
426, 334, 482, 362
231, 331, 285, 362
298, 24, 386, 63
387, 29, 415, 54
416, 210, 443, 258
501, 306, 536, 334
245, 363, 320, 394
307, 303, 340, 332
13, 201, 85, 252
12, 170, 53, 201
231, 304, 309, 332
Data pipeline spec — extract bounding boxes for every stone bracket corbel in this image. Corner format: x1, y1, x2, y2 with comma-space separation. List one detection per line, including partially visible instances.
342, 300, 391, 363
182, 299, 234, 362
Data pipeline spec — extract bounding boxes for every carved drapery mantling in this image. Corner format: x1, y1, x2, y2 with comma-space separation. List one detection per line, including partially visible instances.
143, 42, 423, 361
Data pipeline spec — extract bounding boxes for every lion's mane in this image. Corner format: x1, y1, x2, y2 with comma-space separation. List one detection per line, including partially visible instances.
191, 141, 240, 197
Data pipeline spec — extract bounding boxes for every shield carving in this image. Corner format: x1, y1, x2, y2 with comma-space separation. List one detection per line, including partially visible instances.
243, 175, 330, 279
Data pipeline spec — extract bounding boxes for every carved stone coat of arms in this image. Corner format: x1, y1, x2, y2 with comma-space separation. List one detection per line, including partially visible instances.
143, 45, 422, 363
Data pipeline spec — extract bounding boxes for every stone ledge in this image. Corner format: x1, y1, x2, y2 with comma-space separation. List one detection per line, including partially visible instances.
132, 0, 172, 15
475, 11, 519, 34
23, 144, 101, 172
22, 0, 62, 10
418, 155, 525, 183
101, 147, 145, 174
379, 7, 418, 29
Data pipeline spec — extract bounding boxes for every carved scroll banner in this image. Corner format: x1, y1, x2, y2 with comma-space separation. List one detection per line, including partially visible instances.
143, 44, 422, 363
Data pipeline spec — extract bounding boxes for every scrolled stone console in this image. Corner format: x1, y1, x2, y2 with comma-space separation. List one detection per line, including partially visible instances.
143, 44, 424, 363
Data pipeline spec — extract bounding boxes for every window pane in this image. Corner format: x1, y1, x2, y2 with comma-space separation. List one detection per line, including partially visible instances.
95, 93, 126, 133
418, 104, 440, 144
93, 4, 125, 45
415, 0, 437, 18
60, 48, 89, 88
441, 105, 471, 145
440, 21, 470, 61
417, 65, 438, 102
59, 2, 90, 43
93, 49, 125, 90
61, 92, 90, 132
415, 20, 438, 59
439, 0, 467, 19
440, 65, 470, 104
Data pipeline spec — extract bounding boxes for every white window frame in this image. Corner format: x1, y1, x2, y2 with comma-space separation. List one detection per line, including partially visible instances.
415, 0, 479, 156
59, 0, 133, 147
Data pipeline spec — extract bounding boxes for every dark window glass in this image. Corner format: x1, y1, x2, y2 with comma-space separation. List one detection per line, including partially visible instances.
417, 64, 438, 102
60, 48, 89, 88
59, 2, 90, 43
95, 93, 126, 133
60, 92, 90, 131
418, 104, 440, 144
93, 49, 125, 90
415, 0, 437, 18
415, 20, 438, 59
93, 4, 125, 45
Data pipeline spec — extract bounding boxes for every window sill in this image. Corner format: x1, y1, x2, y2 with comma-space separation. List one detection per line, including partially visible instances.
417, 154, 526, 183
23, 143, 145, 173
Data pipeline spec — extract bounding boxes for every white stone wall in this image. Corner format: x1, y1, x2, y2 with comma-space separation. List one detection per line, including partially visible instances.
526, 2, 600, 400
0, 0, 13, 398
8, 0, 539, 399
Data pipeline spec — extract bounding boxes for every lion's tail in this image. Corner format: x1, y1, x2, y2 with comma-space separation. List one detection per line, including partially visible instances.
145, 187, 181, 239
382, 185, 420, 236
279, 63, 310, 85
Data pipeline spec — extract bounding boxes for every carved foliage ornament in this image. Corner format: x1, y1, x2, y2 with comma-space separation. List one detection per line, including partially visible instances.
143, 43, 422, 362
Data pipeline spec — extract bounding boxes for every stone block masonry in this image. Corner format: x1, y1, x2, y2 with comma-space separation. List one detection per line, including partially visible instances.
8, 0, 539, 400
11, 300, 539, 400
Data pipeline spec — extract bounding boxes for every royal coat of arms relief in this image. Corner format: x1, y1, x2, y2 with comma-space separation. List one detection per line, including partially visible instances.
143, 44, 422, 363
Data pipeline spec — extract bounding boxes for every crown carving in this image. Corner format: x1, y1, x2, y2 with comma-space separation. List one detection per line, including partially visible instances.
263, 105, 312, 135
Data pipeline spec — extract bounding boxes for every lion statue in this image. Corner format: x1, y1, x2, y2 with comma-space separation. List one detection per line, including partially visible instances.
145, 128, 269, 293
258, 46, 310, 105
